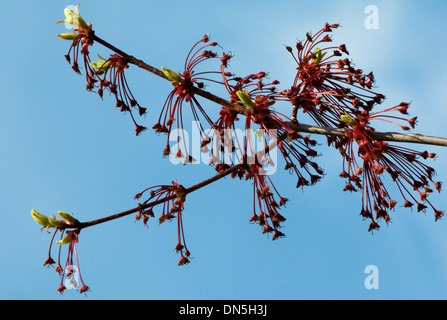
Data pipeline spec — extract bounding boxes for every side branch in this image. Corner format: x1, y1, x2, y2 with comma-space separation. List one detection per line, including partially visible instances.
282, 121, 447, 147
74, 164, 243, 229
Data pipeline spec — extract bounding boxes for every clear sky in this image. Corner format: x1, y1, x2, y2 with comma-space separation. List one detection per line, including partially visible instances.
1, 0, 447, 300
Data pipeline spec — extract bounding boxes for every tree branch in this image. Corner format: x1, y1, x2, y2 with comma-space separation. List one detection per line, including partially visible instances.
73, 164, 243, 229
282, 121, 447, 147
73, 34, 446, 231
92, 34, 447, 148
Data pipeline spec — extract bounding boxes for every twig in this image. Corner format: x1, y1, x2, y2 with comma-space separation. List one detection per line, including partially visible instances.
282, 121, 447, 147
74, 164, 243, 229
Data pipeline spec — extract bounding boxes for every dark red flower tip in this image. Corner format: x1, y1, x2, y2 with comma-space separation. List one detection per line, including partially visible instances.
43, 256, 56, 267
178, 255, 190, 266
368, 220, 380, 232
80, 284, 90, 294
57, 284, 67, 294
435, 210, 445, 221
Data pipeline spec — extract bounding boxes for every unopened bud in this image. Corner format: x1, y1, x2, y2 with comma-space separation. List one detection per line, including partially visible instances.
56, 231, 77, 245
340, 112, 358, 126
236, 90, 256, 110
161, 67, 184, 84
56, 236, 70, 245
31, 209, 51, 227
48, 217, 67, 228
312, 47, 327, 64
57, 32, 77, 40
90, 54, 113, 71
57, 211, 79, 224
72, 14, 88, 30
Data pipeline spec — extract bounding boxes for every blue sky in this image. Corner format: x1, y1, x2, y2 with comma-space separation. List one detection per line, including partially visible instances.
1, 0, 447, 300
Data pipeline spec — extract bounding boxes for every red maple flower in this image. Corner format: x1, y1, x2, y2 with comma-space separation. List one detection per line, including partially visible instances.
91, 54, 147, 135
339, 105, 444, 231
57, 6, 96, 92
246, 161, 288, 240
201, 107, 241, 171
279, 23, 385, 133
154, 35, 222, 163
277, 130, 324, 188
44, 228, 90, 294
135, 180, 190, 265
217, 68, 288, 167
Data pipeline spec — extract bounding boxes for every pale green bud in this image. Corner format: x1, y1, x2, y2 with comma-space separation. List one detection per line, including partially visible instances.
57, 32, 77, 40
340, 112, 358, 126
56, 236, 70, 245
32, 209, 70, 229
57, 211, 78, 224
31, 209, 51, 227
63, 8, 74, 23
161, 67, 184, 84
236, 90, 256, 110
312, 47, 327, 64
90, 59, 111, 71
72, 14, 88, 30
56, 231, 76, 245
47, 217, 67, 228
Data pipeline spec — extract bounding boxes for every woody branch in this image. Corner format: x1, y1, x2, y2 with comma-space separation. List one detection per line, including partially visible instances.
92, 34, 447, 148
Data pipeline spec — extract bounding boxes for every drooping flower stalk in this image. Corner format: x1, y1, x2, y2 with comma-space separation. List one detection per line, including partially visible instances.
31, 209, 89, 294
339, 106, 444, 231
57, 4, 96, 92
153, 35, 223, 162
246, 161, 288, 240
134, 180, 190, 265
90, 54, 147, 135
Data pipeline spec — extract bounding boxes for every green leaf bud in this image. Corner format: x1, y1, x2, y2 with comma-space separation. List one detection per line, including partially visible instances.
56, 236, 70, 245
236, 90, 256, 110
161, 67, 184, 84
90, 59, 111, 71
31, 209, 51, 227
57, 32, 77, 40
340, 112, 358, 126
57, 211, 78, 224
47, 217, 67, 228
312, 47, 327, 64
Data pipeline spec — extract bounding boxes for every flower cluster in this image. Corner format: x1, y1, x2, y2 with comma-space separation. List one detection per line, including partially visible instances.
338, 105, 443, 231
57, 4, 96, 91
31, 209, 89, 294
199, 69, 282, 174
277, 130, 324, 188
90, 54, 147, 135
134, 180, 190, 266
58, 4, 146, 136
153, 35, 221, 162
202, 106, 241, 171
246, 162, 289, 240
278, 23, 383, 131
